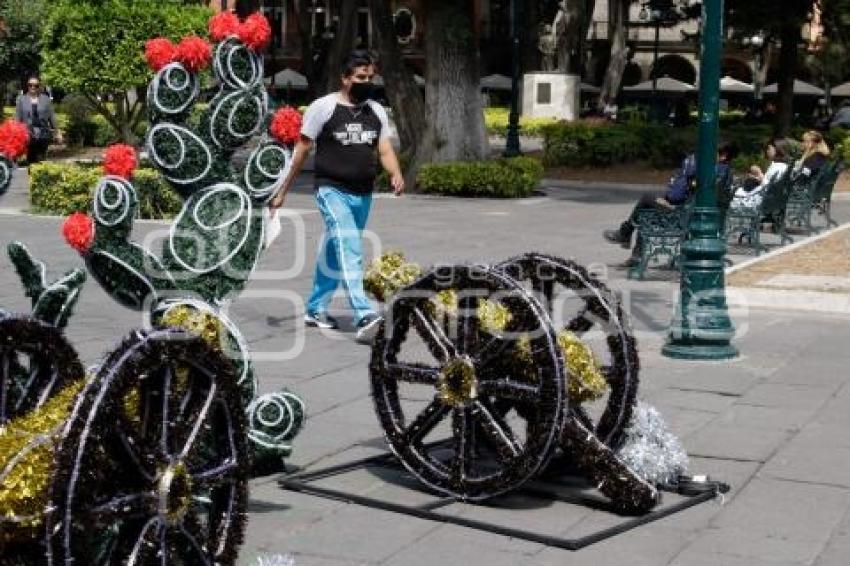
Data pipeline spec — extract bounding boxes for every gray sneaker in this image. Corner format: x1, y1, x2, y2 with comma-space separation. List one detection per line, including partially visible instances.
304, 311, 339, 329
355, 313, 382, 345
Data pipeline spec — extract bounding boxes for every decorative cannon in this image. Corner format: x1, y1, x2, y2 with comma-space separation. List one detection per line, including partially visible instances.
0, 243, 249, 564
367, 252, 679, 513
61, 11, 305, 473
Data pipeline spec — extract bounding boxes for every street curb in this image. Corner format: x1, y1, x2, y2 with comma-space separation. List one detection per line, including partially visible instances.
727, 286, 850, 314
724, 222, 850, 314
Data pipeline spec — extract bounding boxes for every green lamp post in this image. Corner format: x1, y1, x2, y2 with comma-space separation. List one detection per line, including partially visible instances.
662, 0, 738, 360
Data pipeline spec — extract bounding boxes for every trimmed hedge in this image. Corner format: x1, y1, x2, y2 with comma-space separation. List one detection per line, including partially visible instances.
29, 162, 182, 218
417, 156, 543, 198
542, 121, 778, 169
484, 107, 559, 137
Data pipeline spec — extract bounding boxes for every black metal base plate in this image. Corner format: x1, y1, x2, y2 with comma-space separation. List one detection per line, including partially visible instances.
278, 449, 725, 551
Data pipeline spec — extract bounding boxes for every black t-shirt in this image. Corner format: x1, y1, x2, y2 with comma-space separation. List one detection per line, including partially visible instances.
302, 94, 389, 195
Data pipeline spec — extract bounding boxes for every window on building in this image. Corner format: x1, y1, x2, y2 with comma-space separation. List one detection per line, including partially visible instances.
261, 2, 287, 50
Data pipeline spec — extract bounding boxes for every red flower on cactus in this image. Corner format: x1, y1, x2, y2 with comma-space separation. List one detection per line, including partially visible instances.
177, 36, 212, 72
0, 120, 29, 160
238, 13, 271, 51
209, 11, 240, 42
62, 213, 95, 254
103, 144, 138, 179
145, 37, 178, 72
269, 107, 303, 146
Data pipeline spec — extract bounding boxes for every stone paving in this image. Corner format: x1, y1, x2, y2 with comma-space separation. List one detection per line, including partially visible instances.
2, 169, 850, 565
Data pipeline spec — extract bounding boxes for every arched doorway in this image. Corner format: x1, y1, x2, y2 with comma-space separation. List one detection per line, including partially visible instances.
722, 57, 753, 82
650, 54, 697, 85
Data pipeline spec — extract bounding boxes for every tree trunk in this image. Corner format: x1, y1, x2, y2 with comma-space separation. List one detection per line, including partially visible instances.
323, 0, 359, 95
368, 0, 427, 164
418, 0, 487, 166
292, 0, 315, 98
775, 22, 799, 137
521, 0, 541, 73
598, 0, 628, 110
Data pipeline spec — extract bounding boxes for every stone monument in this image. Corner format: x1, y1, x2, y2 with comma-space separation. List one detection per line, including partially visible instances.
523, 1, 580, 121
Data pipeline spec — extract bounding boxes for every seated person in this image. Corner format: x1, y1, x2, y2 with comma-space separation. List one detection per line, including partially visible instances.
603, 142, 739, 266
730, 141, 789, 210
792, 130, 830, 181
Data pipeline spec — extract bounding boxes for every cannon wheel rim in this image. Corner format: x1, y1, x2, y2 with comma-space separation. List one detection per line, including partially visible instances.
45, 328, 249, 566
496, 252, 640, 449
370, 264, 565, 501
0, 315, 84, 425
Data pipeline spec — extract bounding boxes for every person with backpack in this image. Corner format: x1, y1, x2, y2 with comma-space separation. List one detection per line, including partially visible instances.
603, 142, 738, 266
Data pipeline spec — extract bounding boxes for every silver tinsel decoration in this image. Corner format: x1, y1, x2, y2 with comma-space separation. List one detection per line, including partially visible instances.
616, 401, 689, 485
254, 554, 296, 566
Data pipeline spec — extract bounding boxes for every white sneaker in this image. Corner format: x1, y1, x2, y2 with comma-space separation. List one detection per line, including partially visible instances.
355, 313, 382, 345
304, 312, 339, 329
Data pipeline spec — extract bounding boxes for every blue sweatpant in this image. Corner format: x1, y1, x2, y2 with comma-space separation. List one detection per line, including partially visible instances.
306, 186, 375, 324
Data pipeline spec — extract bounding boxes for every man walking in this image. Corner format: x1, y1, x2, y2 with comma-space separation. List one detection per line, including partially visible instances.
269, 50, 404, 344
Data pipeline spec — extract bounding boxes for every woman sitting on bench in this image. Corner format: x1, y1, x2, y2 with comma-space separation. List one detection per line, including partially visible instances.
730, 141, 789, 210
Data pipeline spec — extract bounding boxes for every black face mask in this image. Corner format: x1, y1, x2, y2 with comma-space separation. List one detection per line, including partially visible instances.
349, 81, 374, 105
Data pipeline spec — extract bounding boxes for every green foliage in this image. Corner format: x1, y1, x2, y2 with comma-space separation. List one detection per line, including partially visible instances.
542, 121, 777, 169
29, 162, 181, 218
416, 157, 544, 198
41, 1, 210, 94
484, 107, 560, 136
0, 0, 47, 84
40, 0, 210, 142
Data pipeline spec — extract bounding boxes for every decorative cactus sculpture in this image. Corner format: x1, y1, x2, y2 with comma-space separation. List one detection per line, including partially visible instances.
63, 12, 305, 471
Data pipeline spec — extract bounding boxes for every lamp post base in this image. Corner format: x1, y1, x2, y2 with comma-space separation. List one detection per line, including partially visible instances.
662, 341, 739, 361
662, 206, 738, 361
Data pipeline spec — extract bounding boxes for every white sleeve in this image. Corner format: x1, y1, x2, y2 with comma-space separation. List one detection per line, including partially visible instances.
301, 95, 336, 140
367, 101, 391, 141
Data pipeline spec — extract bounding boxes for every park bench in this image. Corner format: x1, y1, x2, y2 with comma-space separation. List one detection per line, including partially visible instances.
724, 168, 794, 255
811, 159, 843, 229
628, 167, 732, 280
783, 160, 841, 236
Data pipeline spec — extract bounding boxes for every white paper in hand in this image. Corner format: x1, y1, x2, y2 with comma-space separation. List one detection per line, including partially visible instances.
262, 206, 282, 249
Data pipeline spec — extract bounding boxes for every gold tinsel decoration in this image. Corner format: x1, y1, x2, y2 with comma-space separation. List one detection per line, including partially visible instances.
159, 305, 224, 350
0, 379, 84, 540
557, 330, 609, 404
364, 251, 422, 302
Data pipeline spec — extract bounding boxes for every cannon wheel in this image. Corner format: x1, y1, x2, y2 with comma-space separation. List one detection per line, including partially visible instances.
0, 315, 84, 424
371, 264, 565, 501
497, 253, 639, 449
45, 328, 248, 565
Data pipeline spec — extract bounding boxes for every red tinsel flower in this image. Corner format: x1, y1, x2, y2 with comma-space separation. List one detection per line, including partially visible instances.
238, 12, 271, 52
177, 36, 212, 72
0, 120, 29, 160
62, 213, 95, 254
103, 144, 138, 179
269, 107, 303, 146
209, 11, 240, 42
145, 37, 177, 72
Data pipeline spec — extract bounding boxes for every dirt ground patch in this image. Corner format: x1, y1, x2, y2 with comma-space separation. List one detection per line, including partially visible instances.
727, 225, 850, 291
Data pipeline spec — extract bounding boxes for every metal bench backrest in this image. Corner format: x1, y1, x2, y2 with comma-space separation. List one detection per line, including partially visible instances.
812, 159, 843, 203
759, 168, 793, 217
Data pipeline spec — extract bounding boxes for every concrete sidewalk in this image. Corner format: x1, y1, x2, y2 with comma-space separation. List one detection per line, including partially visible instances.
1, 173, 849, 566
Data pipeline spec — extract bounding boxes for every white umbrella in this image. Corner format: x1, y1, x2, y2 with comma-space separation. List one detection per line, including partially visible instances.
480, 74, 513, 91
271, 68, 308, 89
623, 76, 695, 93
719, 76, 753, 93
831, 81, 850, 97
762, 79, 824, 96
